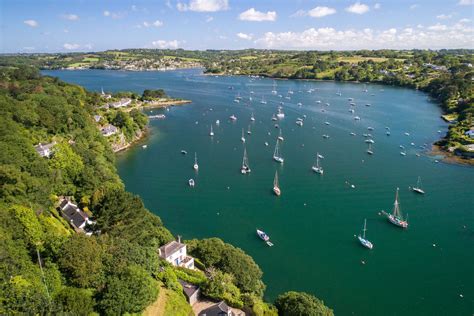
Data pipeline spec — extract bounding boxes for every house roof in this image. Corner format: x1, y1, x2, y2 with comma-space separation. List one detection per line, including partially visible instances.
199, 301, 232, 316
59, 200, 89, 229
159, 240, 185, 258
178, 279, 199, 298
34, 142, 55, 155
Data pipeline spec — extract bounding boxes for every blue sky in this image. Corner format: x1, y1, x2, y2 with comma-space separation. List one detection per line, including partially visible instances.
1, 0, 473, 53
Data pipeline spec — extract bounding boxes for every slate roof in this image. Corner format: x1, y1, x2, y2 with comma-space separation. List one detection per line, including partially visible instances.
34, 142, 55, 157
199, 301, 233, 316
178, 279, 199, 298
59, 200, 89, 229
159, 240, 186, 258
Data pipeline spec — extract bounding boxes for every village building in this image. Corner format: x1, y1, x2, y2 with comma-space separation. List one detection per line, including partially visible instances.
158, 237, 194, 269
100, 87, 112, 99
107, 98, 132, 108
198, 301, 244, 316
464, 128, 474, 138
58, 198, 94, 235
93, 115, 102, 123
34, 142, 56, 158
101, 124, 119, 137
179, 279, 200, 306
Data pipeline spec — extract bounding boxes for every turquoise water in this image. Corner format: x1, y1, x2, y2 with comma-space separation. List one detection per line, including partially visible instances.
44, 69, 473, 316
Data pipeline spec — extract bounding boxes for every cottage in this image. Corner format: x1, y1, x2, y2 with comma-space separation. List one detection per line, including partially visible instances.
108, 98, 132, 108
179, 279, 200, 305
34, 142, 56, 158
101, 124, 119, 137
93, 115, 102, 123
58, 198, 94, 235
158, 237, 194, 269
464, 129, 474, 138
199, 301, 244, 316
100, 88, 112, 99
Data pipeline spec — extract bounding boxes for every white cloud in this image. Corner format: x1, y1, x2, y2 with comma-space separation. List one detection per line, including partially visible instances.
103, 10, 125, 19
307, 6, 337, 18
151, 40, 180, 49
24, 20, 38, 27
177, 0, 229, 12
219, 35, 227, 39
239, 8, 277, 21
290, 10, 307, 18
409, 4, 419, 10
459, 18, 471, 23
237, 32, 253, 40
143, 20, 163, 27
62, 14, 79, 21
437, 14, 452, 20
22, 46, 35, 51
345, 2, 370, 14
427, 23, 447, 31
206, 16, 214, 22
255, 24, 474, 50
84, 43, 93, 50
374, 3, 381, 9
458, 0, 473, 5
63, 43, 80, 50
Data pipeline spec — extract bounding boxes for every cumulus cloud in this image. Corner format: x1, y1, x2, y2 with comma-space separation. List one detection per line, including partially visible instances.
24, 20, 38, 27
151, 40, 180, 49
239, 8, 277, 21
437, 14, 452, 19
61, 14, 79, 21
409, 4, 419, 10
206, 16, 214, 22
177, 0, 228, 12
307, 6, 337, 18
345, 2, 370, 14
255, 24, 473, 50
237, 32, 253, 40
374, 3, 381, 9
459, 18, 471, 23
458, 0, 473, 5
63, 43, 80, 50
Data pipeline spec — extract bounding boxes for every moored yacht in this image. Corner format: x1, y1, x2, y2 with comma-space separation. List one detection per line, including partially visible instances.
358, 219, 373, 249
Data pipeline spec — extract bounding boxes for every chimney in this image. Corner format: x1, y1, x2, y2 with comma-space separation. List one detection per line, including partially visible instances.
177, 235, 181, 243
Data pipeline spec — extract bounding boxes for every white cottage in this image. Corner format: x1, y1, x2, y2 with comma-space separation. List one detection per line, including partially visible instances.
158, 237, 194, 269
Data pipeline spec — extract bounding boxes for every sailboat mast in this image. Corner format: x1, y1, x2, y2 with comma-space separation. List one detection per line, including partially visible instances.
363, 219, 367, 238
194, 152, 197, 164
274, 171, 279, 187
393, 188, 401, 218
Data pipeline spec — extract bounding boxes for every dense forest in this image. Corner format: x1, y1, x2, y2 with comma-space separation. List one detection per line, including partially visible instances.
0, 65, 333, 315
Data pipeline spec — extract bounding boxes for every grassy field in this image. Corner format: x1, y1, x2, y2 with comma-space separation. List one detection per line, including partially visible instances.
144, 285, 192, 316
83, 57, 99, 62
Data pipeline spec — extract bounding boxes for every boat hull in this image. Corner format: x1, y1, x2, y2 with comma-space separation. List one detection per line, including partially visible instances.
387, 214, 408, 228
358, 236, 373, 249
273, 187, 281, 196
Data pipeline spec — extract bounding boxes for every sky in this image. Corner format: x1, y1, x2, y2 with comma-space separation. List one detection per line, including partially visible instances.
1, 0, 473, 53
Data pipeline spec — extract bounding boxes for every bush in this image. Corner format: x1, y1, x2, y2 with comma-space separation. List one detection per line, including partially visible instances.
275, 291, 333, 316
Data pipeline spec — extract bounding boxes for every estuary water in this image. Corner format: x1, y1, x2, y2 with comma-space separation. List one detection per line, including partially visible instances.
43, 69, 473, 316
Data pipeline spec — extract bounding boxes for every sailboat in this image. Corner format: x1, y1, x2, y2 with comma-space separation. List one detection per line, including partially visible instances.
256, 229, 273, 246
385, 188, 409, 228
367, 143, 374, 155
273, 140, 284, 163
241, 128, 246, 143
276, 107, 285, 119
241, 148, 251, 174
247, 125, 252, 135
193, 153, 199, 170
250, 113, 255, 121
209, 124, 214, 136
412, 176, 425, 194
271, 81, 277, 94
273, 171, 281, 196
358, 219, 373, 249
188, 179, 195, 187
278, 129, 284, 141
312, 153, 324, 174
260, 96, 267, 104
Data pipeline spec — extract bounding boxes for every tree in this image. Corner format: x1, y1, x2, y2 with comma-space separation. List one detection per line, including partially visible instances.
53, 287, 95, 315
275, 291, 333, 316
202, 268, 243, 308
98, 265, 158, 315
58, 234, 105, 289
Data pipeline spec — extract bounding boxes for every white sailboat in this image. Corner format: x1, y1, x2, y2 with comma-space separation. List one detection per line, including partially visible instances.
358, 219, 373, 249
276, 107, 285, 119
271, 81, 277, 95
412, 176, 425, 194
385, 188, 409, 228
250, 113, 255, 121
312, 153, 324, 174
241, 148, 251, 174
241, 128, 246, 143
273, 140, 284, 163
367, 143, 374, 155
260, 96, 267, 104
209, 124, 214, 136
273, 171, 281, 196
188, 179, 195, 187
247, 125, 252, 135
193, 153, 199, 171
278, 129, 284, 141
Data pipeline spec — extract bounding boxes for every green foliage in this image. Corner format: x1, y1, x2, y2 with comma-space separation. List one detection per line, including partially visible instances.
10, 205, 44, 249
174, 266, 207, 286
187, 237, 265, 296
275, 291, 334, 316
201, 268, 243, 308
242, 293, 278, 316
162, 286, 194, 316
53, 286, 96, 315
58, 234, 105, 289
98, 265, 158, 315
142, 89, 167, 100
157, 266, 181, 292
